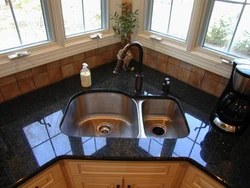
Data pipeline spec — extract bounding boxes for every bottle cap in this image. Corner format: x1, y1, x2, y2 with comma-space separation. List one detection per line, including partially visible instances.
83, 63, 88, 67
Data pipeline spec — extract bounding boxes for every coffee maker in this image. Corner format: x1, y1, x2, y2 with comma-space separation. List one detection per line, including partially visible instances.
210, 59, 250, 134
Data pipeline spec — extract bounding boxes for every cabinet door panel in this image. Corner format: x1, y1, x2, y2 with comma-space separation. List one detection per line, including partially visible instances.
180, 180, 192, 188
20, 164, 64, 188
183, 166, 225, 188
51, 178, 68, 188
72, 177, 122, 188
124, 177, 175, 188
67, 160, 180, 177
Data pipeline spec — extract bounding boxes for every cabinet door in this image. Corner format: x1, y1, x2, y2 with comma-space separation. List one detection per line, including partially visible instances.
19, 164, 65, 188
124, 177, 175, 188
72, 177, 123, 188
183, 166, 225, 188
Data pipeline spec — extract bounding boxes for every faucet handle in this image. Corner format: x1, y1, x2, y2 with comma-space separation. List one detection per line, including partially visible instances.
162, 77, 170, 94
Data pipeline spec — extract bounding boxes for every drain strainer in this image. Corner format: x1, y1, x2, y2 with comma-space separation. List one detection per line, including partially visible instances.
97, 123, 113, 135
151, 125, 167, 136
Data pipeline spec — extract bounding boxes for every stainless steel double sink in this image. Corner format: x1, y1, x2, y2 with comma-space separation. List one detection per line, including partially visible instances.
60, 90, 189, 139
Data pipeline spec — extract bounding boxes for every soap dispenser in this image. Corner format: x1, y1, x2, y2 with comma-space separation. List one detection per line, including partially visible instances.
80, 63, 92, 87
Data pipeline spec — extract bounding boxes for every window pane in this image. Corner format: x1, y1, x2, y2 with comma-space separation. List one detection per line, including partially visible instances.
62, 0, 102, 37
83, 0, 101, 31
61, 0, 84, 36
0, 2, 20, 50
230, 5, 250, 58
150, 0, 194, 40
0, 0, 48, 52
204, 1, 242, 52
151, 0, 171, 34
168, 0, 194, 40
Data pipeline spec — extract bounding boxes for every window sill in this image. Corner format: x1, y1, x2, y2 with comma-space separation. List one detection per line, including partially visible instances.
133, 32, 232, 78
0, 33, 119, 78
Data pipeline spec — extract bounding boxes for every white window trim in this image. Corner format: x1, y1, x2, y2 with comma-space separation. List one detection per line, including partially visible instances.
0, 0, 121, 78
132, 0, 233, 78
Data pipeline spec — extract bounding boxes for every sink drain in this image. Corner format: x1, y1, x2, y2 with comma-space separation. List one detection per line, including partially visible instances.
151, 125, 167, 136
97, 123, 113, 135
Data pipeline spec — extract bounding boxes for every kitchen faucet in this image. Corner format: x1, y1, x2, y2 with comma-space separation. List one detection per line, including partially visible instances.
113, 41, 143, 93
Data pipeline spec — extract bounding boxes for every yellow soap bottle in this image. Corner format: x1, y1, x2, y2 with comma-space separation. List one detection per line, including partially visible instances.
80, 63, 91, 87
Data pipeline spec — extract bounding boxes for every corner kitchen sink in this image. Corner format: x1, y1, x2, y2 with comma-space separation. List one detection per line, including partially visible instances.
60, 90, 189, 139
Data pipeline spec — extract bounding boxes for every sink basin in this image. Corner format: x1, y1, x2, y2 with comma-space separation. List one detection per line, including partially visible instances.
60, 91, 139, 138
60, 90, 189, 138
141, 99, 189, 138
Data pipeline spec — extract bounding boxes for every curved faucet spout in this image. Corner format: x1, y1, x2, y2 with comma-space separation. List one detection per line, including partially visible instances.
113, 41, 144, 93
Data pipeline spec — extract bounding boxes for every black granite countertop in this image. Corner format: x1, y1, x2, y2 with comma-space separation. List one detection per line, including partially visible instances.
0, 61, 250, 188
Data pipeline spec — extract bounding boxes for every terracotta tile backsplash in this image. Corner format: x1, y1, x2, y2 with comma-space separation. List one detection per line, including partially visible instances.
177, 67, 190, 83
191, 66, 205, 76
15, 70, 33, 80
1, 83, 21, 100
189, 72, 203, 88
48, 68, 63, 83
31, 65, 47, 75
17, 77, 36, 94
0, 43, 228, 103
0, 75, 16, 87
141, 49, 228, 97
46, 60, 61, 70
0, 92, 4, 103
61, 63, 75, 78
33, 72, 50, 88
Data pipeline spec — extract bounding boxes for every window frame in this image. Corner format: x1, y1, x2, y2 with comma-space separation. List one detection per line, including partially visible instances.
0, 0, 120, 78
132, 0, 233, 78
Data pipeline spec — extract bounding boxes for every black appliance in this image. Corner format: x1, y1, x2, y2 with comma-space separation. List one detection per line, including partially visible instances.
210, 59, 250, 134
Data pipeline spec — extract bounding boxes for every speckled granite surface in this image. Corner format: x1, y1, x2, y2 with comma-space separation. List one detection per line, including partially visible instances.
0, 61, 250, 188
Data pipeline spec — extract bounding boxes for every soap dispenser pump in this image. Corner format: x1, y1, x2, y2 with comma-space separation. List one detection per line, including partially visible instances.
80, 63, 92, 87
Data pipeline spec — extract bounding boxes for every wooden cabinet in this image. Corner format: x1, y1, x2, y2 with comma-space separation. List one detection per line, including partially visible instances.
16, 159, 226, 188
19, 163, 67, 188
180, 166, 225, 188
65, 160, 181, 188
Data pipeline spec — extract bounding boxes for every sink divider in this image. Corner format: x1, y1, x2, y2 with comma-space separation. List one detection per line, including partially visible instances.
134, 99, 147, 138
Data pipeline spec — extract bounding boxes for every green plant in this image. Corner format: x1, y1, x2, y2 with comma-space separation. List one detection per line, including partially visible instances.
110, 4, 139, 45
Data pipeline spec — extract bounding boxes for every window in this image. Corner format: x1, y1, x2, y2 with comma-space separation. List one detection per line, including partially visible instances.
0, 0, 52, 52
202, 0, 250, 59
145, 0, 250, 59
146, 0, 194, 41
0, 0, 108, 52
0, 0, 117, 78
133, 0, 250, 78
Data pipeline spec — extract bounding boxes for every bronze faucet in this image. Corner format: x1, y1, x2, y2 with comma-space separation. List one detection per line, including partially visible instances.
113, 41, 143, 93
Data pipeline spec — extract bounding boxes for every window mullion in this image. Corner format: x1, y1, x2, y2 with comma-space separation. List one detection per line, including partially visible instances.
186, 0, 206, 52
167, 0, 174, 34
82, 0, 86, 31
41, 0, 53, 41
144, 0, 154, 31
49, 0, 65, 47
101, 0, 108, 29
197, 0, 215, 47
8, 0, 23, 45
